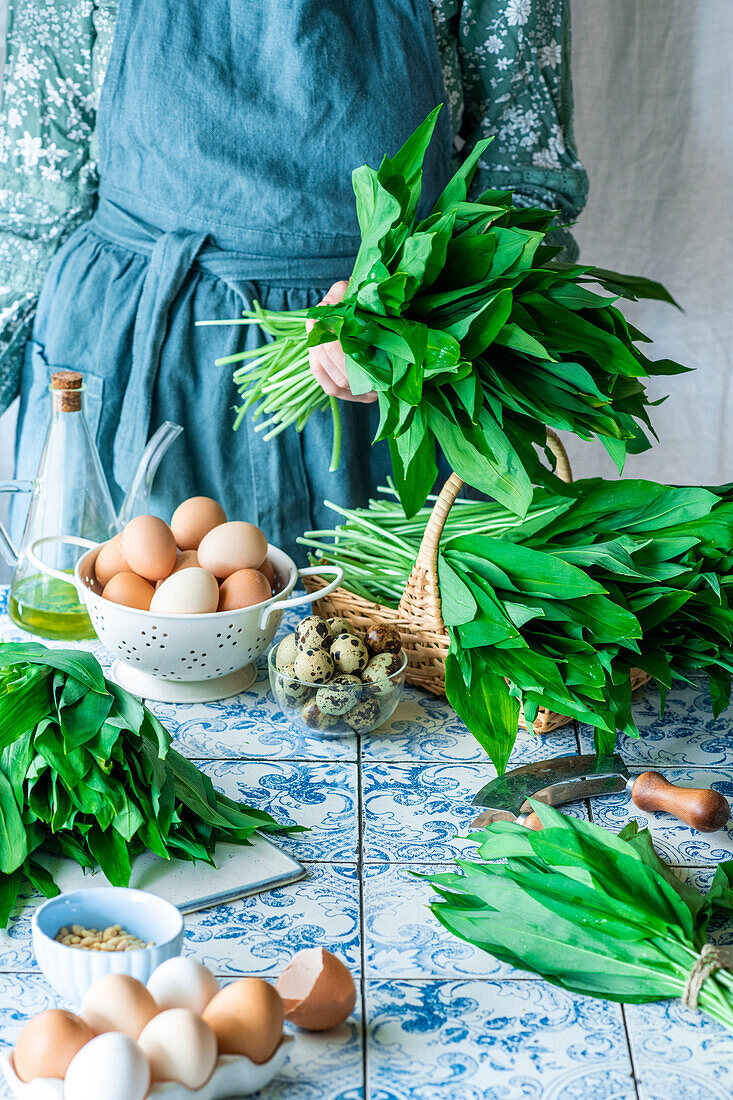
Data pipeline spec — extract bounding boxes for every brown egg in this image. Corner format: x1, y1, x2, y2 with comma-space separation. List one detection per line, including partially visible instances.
364, 622, 402, 655
260, 556, 276, 593
202, 978, 283, 1064
171, 497, 227, 551
121, 516, 177, 582
155, 549, 199, 588
94, 534, 129, 588
218, 568, 271, 612
276, 948, 356, 1032
13, 1009, 93, 1083
102, 572, 155, 611
81, 974, 158, 1040
198, 522, 267, 578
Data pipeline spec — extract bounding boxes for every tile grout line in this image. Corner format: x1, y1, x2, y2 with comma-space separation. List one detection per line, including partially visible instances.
620, 1004, 642, 1100
356, 731, 368, 1100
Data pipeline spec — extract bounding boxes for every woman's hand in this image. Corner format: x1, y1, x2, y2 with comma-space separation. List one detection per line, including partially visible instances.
307, 280, 377, 404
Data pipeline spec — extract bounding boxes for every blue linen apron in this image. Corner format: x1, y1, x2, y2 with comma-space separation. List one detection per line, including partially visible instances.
15, 0, 452, 560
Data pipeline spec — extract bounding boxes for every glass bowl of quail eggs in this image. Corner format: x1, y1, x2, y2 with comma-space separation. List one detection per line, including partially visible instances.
268, 614, 408, 736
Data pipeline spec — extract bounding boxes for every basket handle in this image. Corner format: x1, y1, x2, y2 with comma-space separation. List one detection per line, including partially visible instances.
397, 429, 573, 631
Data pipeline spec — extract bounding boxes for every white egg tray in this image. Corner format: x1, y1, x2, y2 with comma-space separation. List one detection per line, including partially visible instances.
1, 1038, 293, 1099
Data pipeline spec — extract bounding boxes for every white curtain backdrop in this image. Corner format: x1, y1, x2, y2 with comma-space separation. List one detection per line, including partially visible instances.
566, 0, 733, 483
0, 0, 731, 561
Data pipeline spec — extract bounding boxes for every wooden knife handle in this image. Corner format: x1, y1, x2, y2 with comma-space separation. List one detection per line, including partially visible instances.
631, 771, 730, 832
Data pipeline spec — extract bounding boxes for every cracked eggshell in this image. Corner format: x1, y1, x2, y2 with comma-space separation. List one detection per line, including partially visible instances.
202, 978, 283, 1064
146, 957, 220, 1015
138, 1009, 218, 1090
276, 948, 356, 1032
150, 566, 220, 615
64, 1032, 150, 1100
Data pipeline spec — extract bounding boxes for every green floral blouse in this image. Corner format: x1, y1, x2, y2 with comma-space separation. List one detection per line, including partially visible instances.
0, 0, 587, 416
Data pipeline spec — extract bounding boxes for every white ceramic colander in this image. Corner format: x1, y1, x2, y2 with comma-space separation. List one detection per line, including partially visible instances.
27, 536, 342, 703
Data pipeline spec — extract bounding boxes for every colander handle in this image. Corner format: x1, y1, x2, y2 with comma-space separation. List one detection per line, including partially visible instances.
26, 535, 99, 598
259, 565, 344, 630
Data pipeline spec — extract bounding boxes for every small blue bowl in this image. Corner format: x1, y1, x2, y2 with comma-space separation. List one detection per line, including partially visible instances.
32, 888, 184, 1005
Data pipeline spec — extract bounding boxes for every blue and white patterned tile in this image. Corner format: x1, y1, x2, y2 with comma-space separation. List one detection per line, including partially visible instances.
578, 678, 733, 768
184, 863, 361, 978
361, 762, 589, 863
366, 979, 635, 1100
198, 759, 359, 863
363, 864, 512, 980
262, 1014, 363, 1100
589, 767, 733, 865
0, 973, 56, 1055
148, 668, 359, 763
625, 999, 733, 1100
0, 887, 42, 973
362, 690, 578, 766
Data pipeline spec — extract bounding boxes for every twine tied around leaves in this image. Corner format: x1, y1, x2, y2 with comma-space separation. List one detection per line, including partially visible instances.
681, 943, 733, 1010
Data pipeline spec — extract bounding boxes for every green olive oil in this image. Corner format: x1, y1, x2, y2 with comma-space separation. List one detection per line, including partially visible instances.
8, 573, 95, 640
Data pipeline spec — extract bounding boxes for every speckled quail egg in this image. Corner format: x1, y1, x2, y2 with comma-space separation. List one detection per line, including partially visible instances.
301, 699, 339, 731
275, 633, 298, 670
364, 622, 402, 655
362, 651, 404, 697
327, 617, 357, 638
316, 674, 362, 716
294, 647, 334, 684
330, 633, 369, 675
345, 697, 382, 732
295, 615, 332, 651
275, 665, 313, 707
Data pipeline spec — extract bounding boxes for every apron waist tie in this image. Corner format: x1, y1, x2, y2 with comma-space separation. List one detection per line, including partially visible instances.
112, 229, 209, 491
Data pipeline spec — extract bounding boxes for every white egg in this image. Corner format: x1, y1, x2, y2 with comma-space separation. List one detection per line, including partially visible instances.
147, 957, 220, 1015
64, 1033, 149, 1100
149, 566, 220, 615
138, 1009, 217, 1090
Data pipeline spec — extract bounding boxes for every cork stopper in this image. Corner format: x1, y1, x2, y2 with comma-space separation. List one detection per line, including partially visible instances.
51, 371, 83, 412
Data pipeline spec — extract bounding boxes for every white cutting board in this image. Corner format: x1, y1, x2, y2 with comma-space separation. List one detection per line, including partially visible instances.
44, 836, 306, 913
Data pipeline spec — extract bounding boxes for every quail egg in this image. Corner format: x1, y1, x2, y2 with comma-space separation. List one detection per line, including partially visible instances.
364, 622, 402, 655
301, 699, 339, 731
275, 665, 313, 707
275, 633, 298, 670
294, 647, 334, 684
295, 615, 332, 651
327, 617, 357, 638
316, 674, 362, 716
330, 633, 369, 675
345, 697, 382, 731
362, 651, 403, 696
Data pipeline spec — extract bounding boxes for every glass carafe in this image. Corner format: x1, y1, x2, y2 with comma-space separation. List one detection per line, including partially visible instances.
3, 371, 117, 639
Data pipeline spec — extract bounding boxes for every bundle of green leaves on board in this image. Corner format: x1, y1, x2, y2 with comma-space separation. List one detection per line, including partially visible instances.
0, 643, 293, 925
299, 479, 733, 773
425, 808, 733, 1031
202, 108, 685, 515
